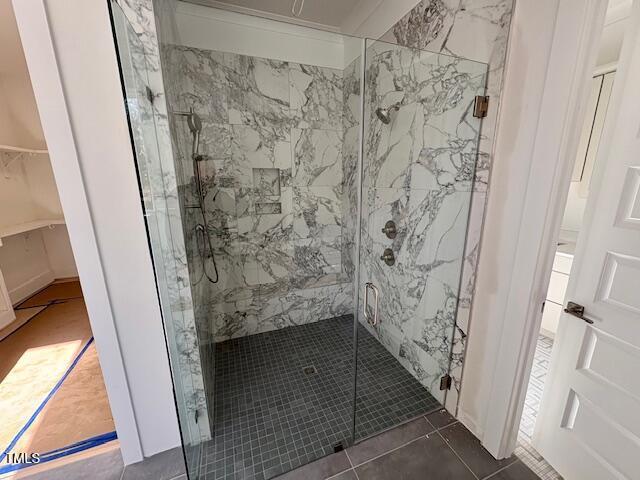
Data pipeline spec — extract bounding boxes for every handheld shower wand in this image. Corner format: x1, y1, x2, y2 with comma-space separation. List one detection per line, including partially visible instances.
172, 108, 219, 284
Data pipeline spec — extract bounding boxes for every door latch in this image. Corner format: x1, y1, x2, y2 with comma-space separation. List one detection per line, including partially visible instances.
564, 301, 595, 325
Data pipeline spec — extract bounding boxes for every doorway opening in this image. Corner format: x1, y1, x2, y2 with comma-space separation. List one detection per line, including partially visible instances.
0, 2, 118, 476
515, 1, 629, 477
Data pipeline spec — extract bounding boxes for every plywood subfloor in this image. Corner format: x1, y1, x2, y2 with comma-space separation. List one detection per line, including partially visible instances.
0, 307, 47, 342
0, 282, 115, 459
16, 282, 83, 309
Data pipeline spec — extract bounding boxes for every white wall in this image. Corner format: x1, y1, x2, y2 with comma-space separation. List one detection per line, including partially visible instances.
0, 226, 78, 305
341, 0, 420, 39
458, 0, 609, 456
561, 182, 588, 235
173, 0, 420, 70
457, 0, 561, 438
0, 231, 54, 303
0, 0, 46, 150
597, 0, 631, 65
13, 0, 181, 462
175, 1, 348, 69
559, 2, 629, 238
176, 2, 344, 69
0, 153, 77, 302
0, 155, 61, 229
42, 226, 78, 279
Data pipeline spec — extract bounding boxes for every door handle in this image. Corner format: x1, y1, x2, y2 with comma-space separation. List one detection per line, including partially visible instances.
363, 282, 380, 326
564, 301, 595, 325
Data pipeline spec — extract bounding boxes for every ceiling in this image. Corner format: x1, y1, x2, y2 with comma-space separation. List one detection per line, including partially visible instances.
183, 0, 368, 30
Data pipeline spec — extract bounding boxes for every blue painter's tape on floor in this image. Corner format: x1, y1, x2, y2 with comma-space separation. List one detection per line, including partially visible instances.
0, 337, 95, 465
0, 431, 118, 474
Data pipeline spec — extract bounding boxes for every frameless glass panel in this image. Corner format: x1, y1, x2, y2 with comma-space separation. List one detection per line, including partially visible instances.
110, 4, 202, 478
354, 38, 488, 441
159, 12, 366, 475
113, 0, 489, 475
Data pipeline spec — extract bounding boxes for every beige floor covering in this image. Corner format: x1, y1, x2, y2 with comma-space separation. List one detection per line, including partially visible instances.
0, 282, 115, 459
0, 308, 47, 342
16, 282, 84, 309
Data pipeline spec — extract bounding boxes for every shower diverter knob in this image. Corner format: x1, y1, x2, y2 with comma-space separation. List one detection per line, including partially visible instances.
380, 248, 395, 266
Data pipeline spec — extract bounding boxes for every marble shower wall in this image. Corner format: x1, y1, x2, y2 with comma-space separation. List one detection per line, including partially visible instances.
388, 0, 514, 412
165, 45, 356, 342
341, 57, 362, 288
117, 0, 211, 450
358, 40, 487, 404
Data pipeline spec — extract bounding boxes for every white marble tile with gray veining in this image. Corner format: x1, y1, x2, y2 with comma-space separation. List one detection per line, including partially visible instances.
290, 63, 343, 130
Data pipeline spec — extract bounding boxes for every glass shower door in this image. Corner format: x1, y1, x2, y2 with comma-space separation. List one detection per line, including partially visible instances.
111, 4, 203, 478
353, 38, 488, 441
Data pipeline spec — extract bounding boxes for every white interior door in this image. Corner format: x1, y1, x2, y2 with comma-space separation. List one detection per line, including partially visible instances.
534, 4, 640, 479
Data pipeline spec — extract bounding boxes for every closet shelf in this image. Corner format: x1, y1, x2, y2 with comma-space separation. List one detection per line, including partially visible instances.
0, 219, 65, 246
0, 145, 48, 171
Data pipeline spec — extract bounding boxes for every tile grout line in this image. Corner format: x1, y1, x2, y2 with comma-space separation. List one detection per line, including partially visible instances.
343, 414, 456, 473
480, 457, 522, 480
423, 413, 459, 432
343, 450, 360, 480
436, 430, 480, 480
349, 434, 428, 470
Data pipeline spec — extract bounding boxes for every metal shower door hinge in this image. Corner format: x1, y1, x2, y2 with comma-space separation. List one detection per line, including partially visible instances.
473, 96, 489, 118
440, 374, 452, 391
146, 86, 155, 104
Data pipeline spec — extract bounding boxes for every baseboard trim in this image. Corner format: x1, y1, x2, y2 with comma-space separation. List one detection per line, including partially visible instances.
458, 410, 484, 440
10, 270, 56, 306
53, 276, 80, 284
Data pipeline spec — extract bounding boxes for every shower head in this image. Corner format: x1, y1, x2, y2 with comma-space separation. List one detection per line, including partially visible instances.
375, 104, 400, 125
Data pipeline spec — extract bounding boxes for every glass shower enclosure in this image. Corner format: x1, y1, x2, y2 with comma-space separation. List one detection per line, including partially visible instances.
110, 3, 487, 478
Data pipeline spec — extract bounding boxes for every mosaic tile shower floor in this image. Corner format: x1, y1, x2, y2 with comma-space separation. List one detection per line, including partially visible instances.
201, 315, 440, 479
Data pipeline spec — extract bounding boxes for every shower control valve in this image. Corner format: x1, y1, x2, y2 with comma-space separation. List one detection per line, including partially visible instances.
381, 220, 397, 239
380, 248, 395, 266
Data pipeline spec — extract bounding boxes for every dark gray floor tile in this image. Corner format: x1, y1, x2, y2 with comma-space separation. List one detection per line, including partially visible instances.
210, 315, 440, 478
122, 447, 186, 480
426, 408, 457, 429
19, 449, 124, 480
276, 451, 351, 480
331, 470, 358, 480
486, 460, 540, 480
439, 423, 515, 478
355, 435, 475, 480
347, 417, 434, 465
